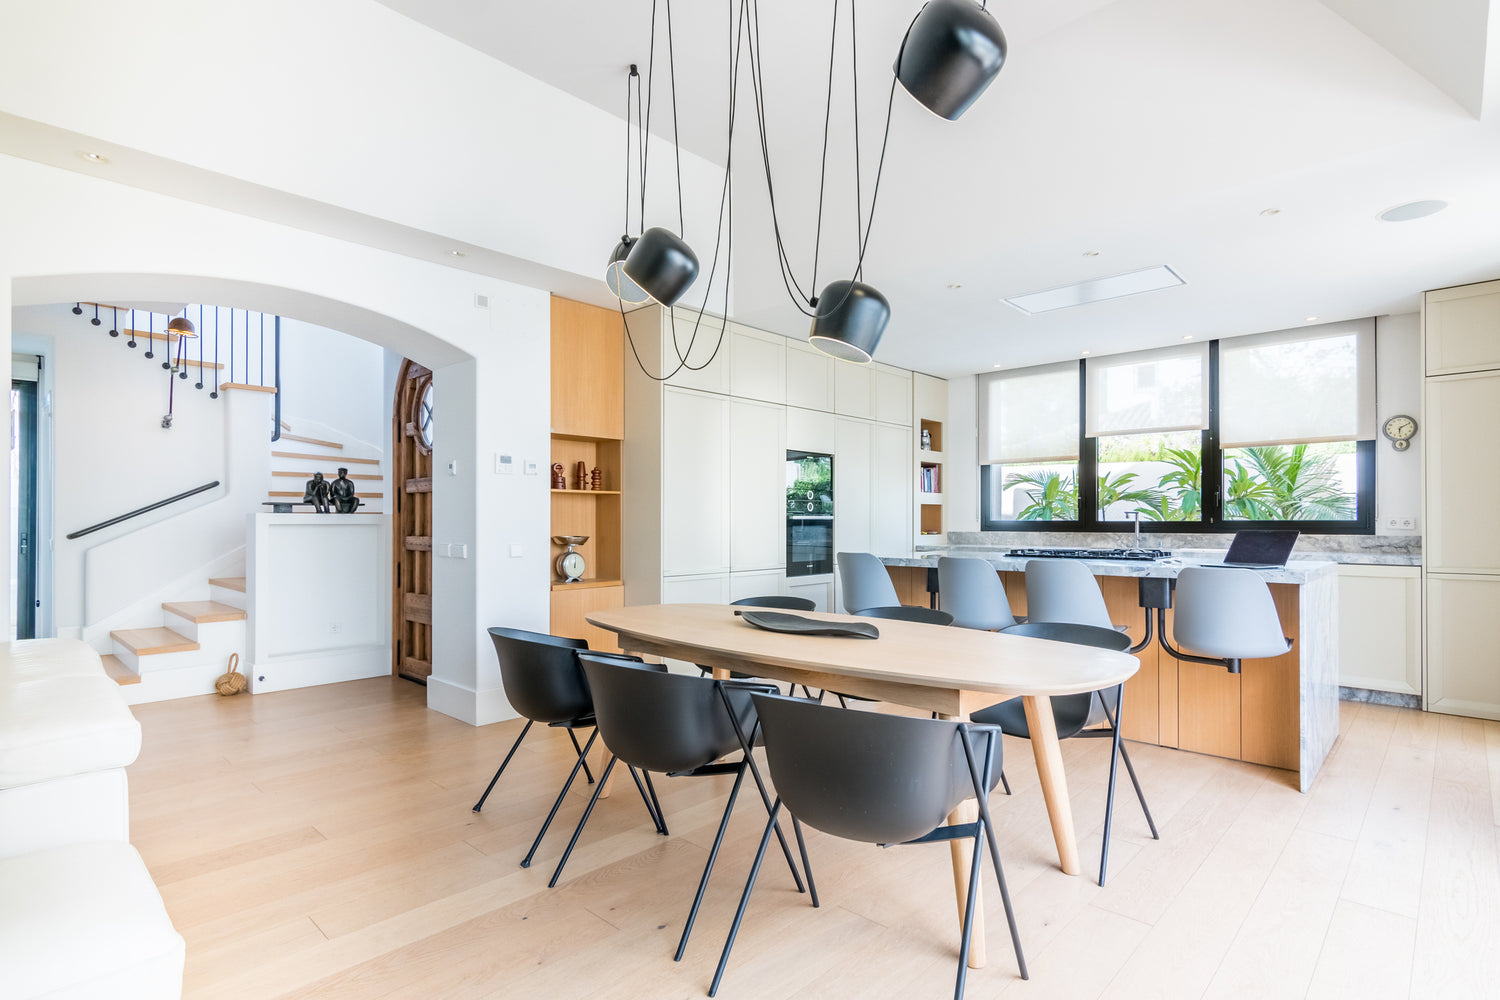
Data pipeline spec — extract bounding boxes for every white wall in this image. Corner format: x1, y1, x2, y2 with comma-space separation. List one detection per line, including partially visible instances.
945, 314, 1427, 536
278, 317, 388, 449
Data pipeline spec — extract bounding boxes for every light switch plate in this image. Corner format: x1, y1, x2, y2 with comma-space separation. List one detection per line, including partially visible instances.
495, 453, 514, 474
524, 460, 539, 476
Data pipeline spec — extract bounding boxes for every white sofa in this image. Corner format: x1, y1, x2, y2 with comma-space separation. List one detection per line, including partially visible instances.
0, 639, 184, 1000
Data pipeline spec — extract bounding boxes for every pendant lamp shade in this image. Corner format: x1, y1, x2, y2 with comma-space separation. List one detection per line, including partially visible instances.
166, 316, 196, 337
808, 281, 890, 364
605, 236, 651, 303
895, 0, 1007, 121
622, 226, 700, 306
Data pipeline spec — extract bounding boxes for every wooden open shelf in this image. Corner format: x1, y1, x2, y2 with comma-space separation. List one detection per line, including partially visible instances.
550, 578, 624, 591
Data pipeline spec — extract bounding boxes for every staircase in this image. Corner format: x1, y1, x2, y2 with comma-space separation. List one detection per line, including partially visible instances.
268, 419, 385, 513
104, 593, 248, 705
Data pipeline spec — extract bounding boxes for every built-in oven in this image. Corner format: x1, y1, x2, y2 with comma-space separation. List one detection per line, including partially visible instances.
786, 450, 833, 577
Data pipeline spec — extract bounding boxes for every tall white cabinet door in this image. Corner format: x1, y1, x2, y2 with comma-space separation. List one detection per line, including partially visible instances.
787, 341, 835, 411
662, 388, 731, 576
662, 309, 731, 395
1425, 280, 1500, 376
1426, 574, 1500, 720
729, 399, 788, 572
1425, 372, 1500, 573
834, 363, 873, 418
729, 326, 787, 404
871, 423, 912, 556
834, 418, 872, 556
1338, 565, 1421, 695
787, 406, 836, 454
871, 365, 912, 426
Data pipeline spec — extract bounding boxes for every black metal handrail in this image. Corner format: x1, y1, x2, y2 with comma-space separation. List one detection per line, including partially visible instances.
66, 481, 221, 539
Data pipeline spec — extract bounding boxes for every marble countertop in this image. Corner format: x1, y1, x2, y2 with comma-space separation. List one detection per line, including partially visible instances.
884, 547, 1340, 584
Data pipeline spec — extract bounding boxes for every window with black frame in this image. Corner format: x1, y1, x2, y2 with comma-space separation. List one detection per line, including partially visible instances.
979, 320, 1376, 533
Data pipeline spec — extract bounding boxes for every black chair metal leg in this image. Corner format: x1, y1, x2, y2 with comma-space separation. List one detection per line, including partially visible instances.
1100, 705, 1124, 887
1117, 743, 1159, 839
961, 730, 1027, 981
952, 820, 986, 1000
791, 815, 818, 908
675, 765, 747, 961
547, 754, 618, 887
709, 800, 782, 998
627, 766, 666, 834
1000, 770, 1012, 796
835, 693, 850, 709
566, 726, 596, 785
521, 728, 600, 869
472, 719, 533, 813
641, 770, 669, 835
716, 689, 805, 895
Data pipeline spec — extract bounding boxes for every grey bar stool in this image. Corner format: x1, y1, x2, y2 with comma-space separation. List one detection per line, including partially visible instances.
938, 555, 1020, 630
1161, 567, 1293, 673
1022, 559, 1115, 628
836, 551, 900, 614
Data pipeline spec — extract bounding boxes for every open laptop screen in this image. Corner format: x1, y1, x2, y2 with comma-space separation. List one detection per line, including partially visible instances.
1222, 529, 1300, 567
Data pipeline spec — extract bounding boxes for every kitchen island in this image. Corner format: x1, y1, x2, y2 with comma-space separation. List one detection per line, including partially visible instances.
880, 549, 1339, 791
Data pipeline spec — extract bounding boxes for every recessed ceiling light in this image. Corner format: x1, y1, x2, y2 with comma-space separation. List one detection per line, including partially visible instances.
1080, 350, 1091, 356
947, 282, 963, 290
1305, 316, 1319, 322
1259, 208, 1280, 216
1379, 200, 1447, 222
1182, 335, 1194, 341
1082, 250, 1100, 257
76, 150, 109, 165
448, 250, 466, 257
992, 363, 1003, 368
1003, 265, 1186, 315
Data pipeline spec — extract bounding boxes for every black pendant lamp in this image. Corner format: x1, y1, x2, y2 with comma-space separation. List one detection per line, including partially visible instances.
606, 236, 650, 304
895, 0, 1007, 121
623, 226, 699, 307
808, 281, 890, 364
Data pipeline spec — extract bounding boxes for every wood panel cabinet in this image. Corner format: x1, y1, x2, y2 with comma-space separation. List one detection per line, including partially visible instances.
1424, 278, 1500, 375
1426, 574, 1500, 720
1338, 565, 1421, 695
1424, 372, 1500, 573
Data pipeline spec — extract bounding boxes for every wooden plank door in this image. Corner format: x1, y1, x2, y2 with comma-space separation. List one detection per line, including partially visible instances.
392, 360, 433, 682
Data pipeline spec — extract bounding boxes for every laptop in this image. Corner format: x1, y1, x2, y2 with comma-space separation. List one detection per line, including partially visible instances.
1202, 529, 1300, 570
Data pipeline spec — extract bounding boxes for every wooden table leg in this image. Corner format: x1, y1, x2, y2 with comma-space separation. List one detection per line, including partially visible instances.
1023, 694, 1080, 876
940, 712, 986, 970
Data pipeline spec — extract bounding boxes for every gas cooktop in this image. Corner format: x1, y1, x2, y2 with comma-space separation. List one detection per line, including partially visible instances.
1006, 547, 1172, 561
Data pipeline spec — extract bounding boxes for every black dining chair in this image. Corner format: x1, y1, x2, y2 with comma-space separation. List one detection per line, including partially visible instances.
696, 596, 822, 696
550, 653, 810, 963
710, 693, 1026, 1000
977, 622, 1159, 885
820, 605, 958, 710
470, 628, 665, 868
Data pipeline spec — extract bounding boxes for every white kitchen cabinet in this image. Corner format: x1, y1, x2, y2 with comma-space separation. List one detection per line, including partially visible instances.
729, 399, 787, 572
834, 362, 873, 418
871, 423, 912, 557
786, 339, 835, 412
872, 364, 912, 426
660, 307, 731, 395
661, 572, 730, 605
1337, 565, 1421, 696
729, 569, 787, 604
834, 418, 872, 557
785, 576, 834, 612
787, 406, 836, 454
729, 325, 787, 404
1425, 573, 1500, 720
1424, 278, 1500, 376
1424, 371, 1500, 574
661, 388, 730, 576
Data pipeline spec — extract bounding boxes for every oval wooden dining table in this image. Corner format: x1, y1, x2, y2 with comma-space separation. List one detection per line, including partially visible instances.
586, 603, 1140, 969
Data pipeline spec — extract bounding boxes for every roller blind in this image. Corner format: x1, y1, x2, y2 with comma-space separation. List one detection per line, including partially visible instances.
978, 362, 1080, 464
1084, 342, 1208, 437
1219, 320, 1375, 447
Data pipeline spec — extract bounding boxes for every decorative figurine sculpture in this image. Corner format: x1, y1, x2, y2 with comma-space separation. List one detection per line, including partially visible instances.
329, 468, 360, 513
921, 428, 932, 450
590, 466, 602, 490
551, 463, 566, 490
575, 460, 588, 490
303, 470, 331, 513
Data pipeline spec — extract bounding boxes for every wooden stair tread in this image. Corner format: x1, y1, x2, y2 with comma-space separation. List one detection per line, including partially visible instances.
281, 433, 341, 448
269, 491, 383, 498
100, 654, 140, 685
272, 451, 378, 465
111, 627, 199, 655
162, 600, 247, 623
209, 576, 246, 593
219, 383, 278, 394
272, 470, 382, 480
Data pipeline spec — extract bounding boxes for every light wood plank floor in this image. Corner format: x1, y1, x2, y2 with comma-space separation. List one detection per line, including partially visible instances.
127, 678, 1500, 999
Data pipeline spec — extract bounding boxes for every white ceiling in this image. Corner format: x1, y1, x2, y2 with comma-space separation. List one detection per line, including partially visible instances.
372, 0, 1500, 377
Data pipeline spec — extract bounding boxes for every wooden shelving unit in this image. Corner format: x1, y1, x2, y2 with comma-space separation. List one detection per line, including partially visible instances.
913, 379, 948, 543
548, 297, 626, 652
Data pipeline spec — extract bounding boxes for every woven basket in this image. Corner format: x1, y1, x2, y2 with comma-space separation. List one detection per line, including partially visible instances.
215, 653, 247, 696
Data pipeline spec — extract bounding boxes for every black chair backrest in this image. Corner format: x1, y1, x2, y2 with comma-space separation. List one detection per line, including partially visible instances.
487, 626, 592, 725
855, 605, 955, 626
732, 595, 817, 611
750, 693, 981, 846
999, 621, 1131, 652
579, 654, 754, 774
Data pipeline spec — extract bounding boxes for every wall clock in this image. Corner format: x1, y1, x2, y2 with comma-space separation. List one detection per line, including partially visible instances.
1382, 414, 1418, 451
